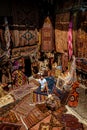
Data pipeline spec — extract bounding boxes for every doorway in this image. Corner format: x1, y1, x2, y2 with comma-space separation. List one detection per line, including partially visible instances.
24, 57, 32, 77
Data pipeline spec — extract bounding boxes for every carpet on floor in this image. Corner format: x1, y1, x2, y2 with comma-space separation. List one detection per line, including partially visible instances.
20, 106, 50, 130
66, 84, 87, 126
9, 83, 33, 100
67, 81, 79, 107
0, 122, 21, 130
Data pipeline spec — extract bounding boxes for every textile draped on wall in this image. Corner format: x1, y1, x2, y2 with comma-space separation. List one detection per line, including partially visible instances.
76, 11, 87, 58
55, 12, 70, 53
41, 16, 54, 52
12, 45, 38, 58
0, 0, 39, 59
11, 0, 39, 47
76, 29, 87, 58
11, 29, 38, 47
0, 27, 38, 58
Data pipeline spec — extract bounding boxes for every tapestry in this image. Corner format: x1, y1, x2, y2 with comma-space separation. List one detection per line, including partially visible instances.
11, 29, 38, 47
76, 28, 87, 58
55, 12, 70, 53
10, 0, 39, 49
76, 11, 87, 58
41, 16, 54, 52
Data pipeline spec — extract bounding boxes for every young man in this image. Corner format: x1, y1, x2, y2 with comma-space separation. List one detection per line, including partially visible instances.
38, 74, 48, 92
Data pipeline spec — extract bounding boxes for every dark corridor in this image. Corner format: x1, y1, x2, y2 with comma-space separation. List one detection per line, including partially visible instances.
24, 57, 32, 77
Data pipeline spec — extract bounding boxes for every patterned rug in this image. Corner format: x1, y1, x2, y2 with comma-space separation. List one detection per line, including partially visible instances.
0, 94, 14, 108
66, 84, 87, 126
12, 94, 34, 117
29, 115, 52, 130
0, 122, 21, 130
9, 83, 33, 100
22, 107, 50, 130
0, 110, 19, 123
67, 81, 79, 107
33, 92, 47, 104
62, 114, 84, 130
29, 106, 83, 130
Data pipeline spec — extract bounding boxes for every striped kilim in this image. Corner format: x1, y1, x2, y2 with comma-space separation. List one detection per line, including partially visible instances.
33, 92, 47, 103
23, 107, 50, 129
12, 94, 34, 117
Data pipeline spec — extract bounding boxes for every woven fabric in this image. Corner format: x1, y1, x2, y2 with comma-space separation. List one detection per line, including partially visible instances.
62, 114, 83, 130
67, 82, 79, 107
55, 13, 70, 53
12, 70, 27, 88
0, 110, 18, 123
12, 94, 34, 117
23, 107, 49, 129
41, 16, 54, 52
0, 94, 14, 108
0, 122, 21, 130
9, 83, 32, 100
68, 21, 73, 60
11, 30, 37, 47
33, 92, 47, 103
